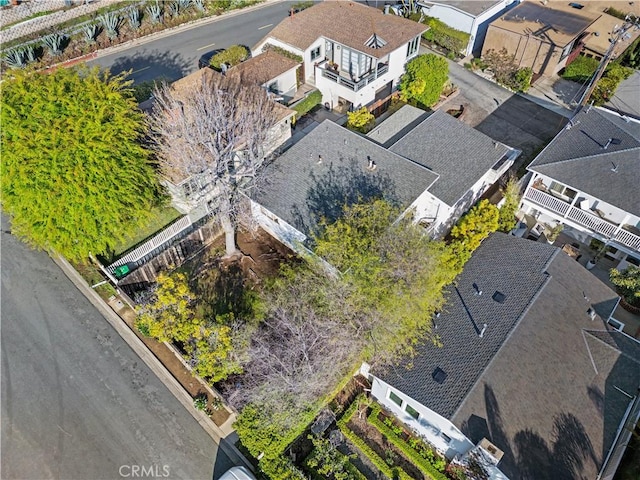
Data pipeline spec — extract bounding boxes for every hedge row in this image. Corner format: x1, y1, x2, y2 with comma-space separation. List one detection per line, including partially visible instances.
210, 44, 250, 69
368, 406, 449, 480
422, 16, 470, 53
337, 396, 413, 480
291, 90, 322, 117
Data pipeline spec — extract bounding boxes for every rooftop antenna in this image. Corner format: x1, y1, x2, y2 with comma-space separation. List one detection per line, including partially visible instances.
317, 155, 323, 164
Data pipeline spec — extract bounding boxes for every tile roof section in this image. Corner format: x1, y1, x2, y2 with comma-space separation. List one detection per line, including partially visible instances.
366, 104, 431, 148
264, 1, 428, 58
228, 50, 300, 86
452, 252, 633, 480
529, 107, 640, 217
252, 120, 439, 236
389, 110, 511, 206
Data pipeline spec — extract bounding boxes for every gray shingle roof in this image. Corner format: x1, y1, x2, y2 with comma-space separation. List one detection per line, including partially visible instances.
389, 110, 511, 206
375, 233, 558, 419
375, 233, 633, 480
252, 121, 439, 236
529, 107, 640, 217
366, 105, 431, 148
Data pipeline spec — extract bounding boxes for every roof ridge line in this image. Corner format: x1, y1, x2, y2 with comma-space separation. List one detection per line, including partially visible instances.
583, 329, 640, 365
530, 146, 640, 170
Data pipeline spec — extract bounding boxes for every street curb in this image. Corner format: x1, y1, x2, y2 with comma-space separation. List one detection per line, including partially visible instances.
51, 254, 255, 473
92, 0, 286, 60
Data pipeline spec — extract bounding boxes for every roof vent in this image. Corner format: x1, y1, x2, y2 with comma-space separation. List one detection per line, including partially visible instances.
492, 291, 506, 303
587, 307, 597, 320
432, 367, 447, 384
604, 138, 621, 150
365, 33, 387, 49
473, 283, 483, 296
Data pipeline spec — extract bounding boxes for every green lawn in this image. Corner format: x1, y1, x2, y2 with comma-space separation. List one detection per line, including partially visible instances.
110, 205, 182, 259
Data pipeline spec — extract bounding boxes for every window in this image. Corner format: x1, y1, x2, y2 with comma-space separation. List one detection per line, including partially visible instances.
388, 389, 403, 407
549, 181, 576, 200
626, 255, 640, 267
440, 432, 452, 443
405, 404, 420, 419
407, 36, 420, 57
311, 46, 321, 61
608, 318, 624, 331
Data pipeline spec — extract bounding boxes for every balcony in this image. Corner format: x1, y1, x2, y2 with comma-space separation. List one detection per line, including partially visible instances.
524, 187, 640, 251
319, 63, 389, 92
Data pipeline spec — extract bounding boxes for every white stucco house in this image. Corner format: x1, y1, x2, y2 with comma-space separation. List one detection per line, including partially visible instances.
252, 1, 427, 111
250, 105, 518, 253
416, 0, 521, 56
363, 233, 640, 480
520, 106, 640, 266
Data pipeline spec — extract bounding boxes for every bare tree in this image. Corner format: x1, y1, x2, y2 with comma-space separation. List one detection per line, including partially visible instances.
148, 72, 280, 256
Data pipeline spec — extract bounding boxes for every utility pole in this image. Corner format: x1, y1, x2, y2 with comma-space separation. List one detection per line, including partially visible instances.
578, 18, 637, 107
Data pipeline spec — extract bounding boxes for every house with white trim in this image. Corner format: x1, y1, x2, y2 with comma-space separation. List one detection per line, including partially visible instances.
250, 105, 519, 252
416, 0, 521, 56
520, 106, 640, 267
362, 233, 640, 480
253, 1, 427, 111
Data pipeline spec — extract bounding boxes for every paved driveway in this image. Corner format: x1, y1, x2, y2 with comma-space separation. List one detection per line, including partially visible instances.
439, 58, 568, 169
1, 216, 235, 480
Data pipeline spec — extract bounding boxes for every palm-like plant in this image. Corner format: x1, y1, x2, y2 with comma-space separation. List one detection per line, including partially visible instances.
168, 1, 181, 17
178, 0, 191, 11
24, 44, 37, 63
3, 48, 26, 68
146, 2, 163, 24
42, 33, 65, 57
82, 23, 99, 45
193, 0, 206, 12
127, 7, 141, 30
98, 12, 120, 40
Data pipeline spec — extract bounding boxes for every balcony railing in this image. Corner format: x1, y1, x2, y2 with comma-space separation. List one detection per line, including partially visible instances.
524, 187, 640, 251
320, 64, 389, 92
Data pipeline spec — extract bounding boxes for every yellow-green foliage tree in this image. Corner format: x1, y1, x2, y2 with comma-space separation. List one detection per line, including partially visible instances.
0, 67, 160, 261
497, 178, 521, 233
399, 53, 449, 107
136, 272, 241, 382
450, 199, 499, 264
346, 107, 375, 133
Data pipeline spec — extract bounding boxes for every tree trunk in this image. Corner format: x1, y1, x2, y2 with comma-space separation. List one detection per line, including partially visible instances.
220, 211, 237, 257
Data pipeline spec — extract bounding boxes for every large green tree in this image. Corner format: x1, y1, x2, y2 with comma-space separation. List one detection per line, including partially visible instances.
0, 66, 159, 261
399, 53, 449, 107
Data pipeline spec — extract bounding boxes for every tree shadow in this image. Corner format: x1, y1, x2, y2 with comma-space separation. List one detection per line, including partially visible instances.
105, 49, 192, 84
290, 157, 398, 237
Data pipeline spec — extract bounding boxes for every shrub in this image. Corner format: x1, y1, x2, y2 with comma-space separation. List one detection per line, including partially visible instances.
210, 45, 250, 69
450, 199, 500, 253
291, 90, 322, 117
346, 107, 375, 133
422, 16, 470, 54
259, 455, 307, 480
513, 67, 533, 92
610, 266, 640, 307
400, 54, 449, 107
193, 394, 208, 411
562, 55, 599, 83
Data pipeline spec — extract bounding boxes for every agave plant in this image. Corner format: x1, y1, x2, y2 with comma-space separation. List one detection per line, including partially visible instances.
3, 48, 26, 68
178, 0, 191, 11
146, 2, 163, 24
42, 33, 65, 57
193, 0, 206, 12
168, 1, 180, 17
127, 6, 141, 30
24, 44, 37, 63
98, 12, 120, 40
82, 23, 99, 45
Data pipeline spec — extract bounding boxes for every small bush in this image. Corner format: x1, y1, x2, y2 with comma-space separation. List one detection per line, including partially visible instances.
193, 394, 208, 411
562, 55, 599, 82
346, 107, 375, 133
210, 45, 250, 69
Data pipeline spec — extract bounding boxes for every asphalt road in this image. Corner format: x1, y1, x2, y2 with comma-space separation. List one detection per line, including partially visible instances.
0, 216, 234, 480
88, 1, 292, 83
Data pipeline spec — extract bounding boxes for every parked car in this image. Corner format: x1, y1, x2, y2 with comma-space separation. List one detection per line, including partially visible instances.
198, 49, 223, 69
219, 467, 256, 480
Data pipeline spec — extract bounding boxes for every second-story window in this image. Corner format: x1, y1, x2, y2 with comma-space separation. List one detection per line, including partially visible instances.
311, 46, 321, 61
407, 36, 419, 57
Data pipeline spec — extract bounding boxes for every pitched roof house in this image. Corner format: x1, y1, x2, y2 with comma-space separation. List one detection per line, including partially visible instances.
364, 233, 640, 480
250, 105, 519, 251
253, 1, 427, 111
520, 106, 640, 265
